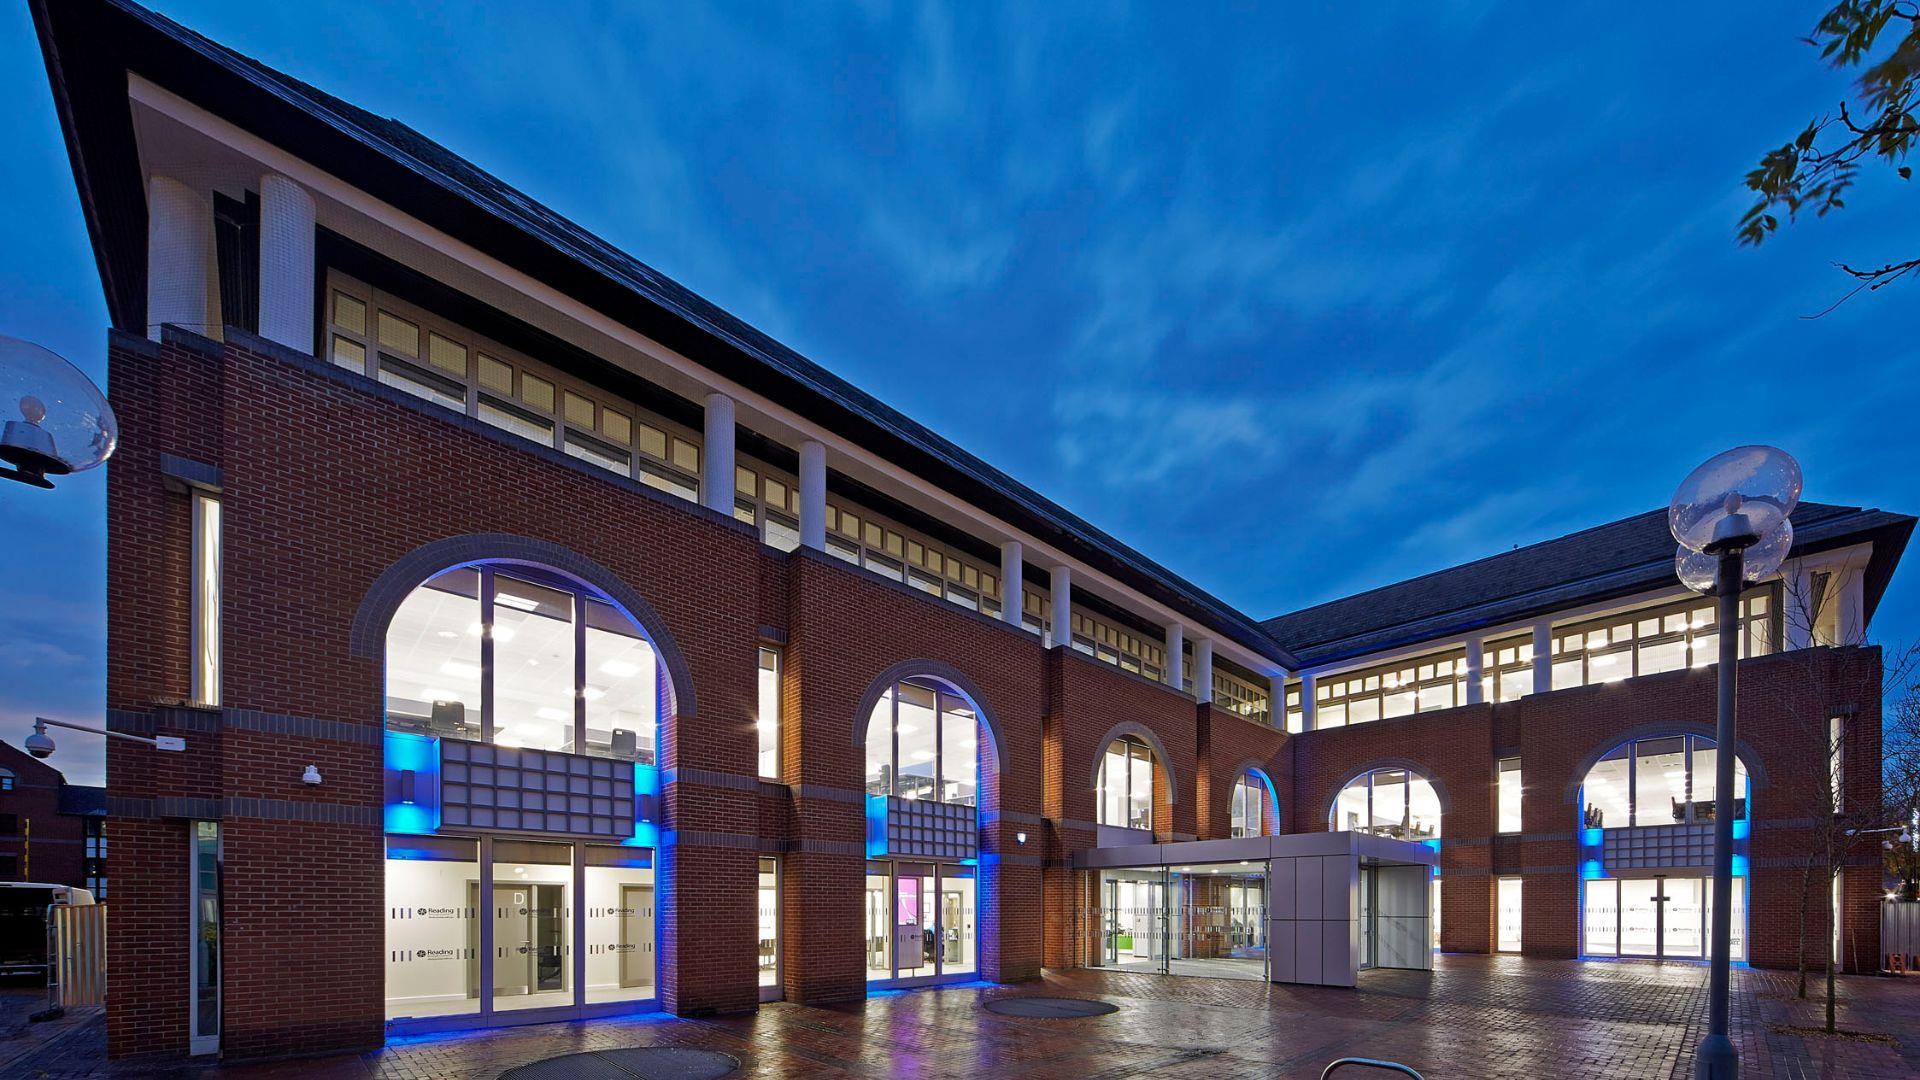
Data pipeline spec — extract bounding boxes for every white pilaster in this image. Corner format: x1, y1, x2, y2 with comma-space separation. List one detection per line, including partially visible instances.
701, 393, 736, 515
1193, 638, 1214, 703
1270, 673, 1288, 729
146, 174, 214, 342
1300, 672, 1318, 730
1165, 623, 1185, 689
1836, 567, 1866, 646
798, 440, 827, 551
257, 173, 316, 352
1531, 621, 1553, 695
1000, 540, 1023, 626
1784, 565, 1815, 650
1049, 564, 1072, 648
1464, 634, 1485, 705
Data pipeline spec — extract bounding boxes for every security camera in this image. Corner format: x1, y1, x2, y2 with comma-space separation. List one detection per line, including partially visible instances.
24, 723, 55, 759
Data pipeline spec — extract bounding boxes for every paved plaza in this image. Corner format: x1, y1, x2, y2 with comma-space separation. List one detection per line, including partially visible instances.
4, 956, 1918, 1078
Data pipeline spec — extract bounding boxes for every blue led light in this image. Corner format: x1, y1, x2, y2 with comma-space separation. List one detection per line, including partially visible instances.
1581, 859, 1605, 880
384, 730, 441, 835
1581, 828, 1604, 848
625, 761, 662, 849
1731, 854, 1749, 877
1731, 819, 1750, 841
1423, 839, 1442, 853
866, 793, 890, 858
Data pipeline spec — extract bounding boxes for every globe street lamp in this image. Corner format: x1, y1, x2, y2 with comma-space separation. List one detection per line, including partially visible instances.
0, 336, 117, 489
1671, 445, 1802, 1080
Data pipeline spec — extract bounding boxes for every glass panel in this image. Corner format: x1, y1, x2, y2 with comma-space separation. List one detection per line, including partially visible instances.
477, 354, 513, 393
1706, 877, 1749, 962
584, 846, 654, 1003
377, 310, 418, 355
1582, 745, 1630, 830
1319, 703, 1348, 728
191, 494, 221, 708
1333, 778, 1369, 833
1496, 878, 1522, 952
1497, 759, 1522, 834
379, 358, 464, 410
1127, 742, 1153, 830
1661, 877, 1704, 958
382, 839, 477, 1021
865, 863, 892, 982
602, 410, 632, 445
1498, 669, 1531, 702
1372, 771, 1408, 837
1638, 638, 1687, 676
563, 391, 595, 427
427, 332, 467, 375
583, 599, 655, 763
1551, 658, 1584, 690
492, 573, 577, 752
520, 373, 554, 412
1408, 775, 1442, 840
671, 439, 699, 474
757, 858, 779, 988
1618, 879, 1660, 956
939, 692, 977, 806
384, 568, 482, 739
492, 842, 571, 1011
865, 690, 893, 797
1635, 737, 1688, 826
333, 291, 366, 334
895, 683, 938, 801
331, 335, 365, 373
940, 865, 976, 976
479, 396, 555, 444
564, 431, 631, 474
1583, 879, 1618, 956
192, 822, 220, 1046
895, 864, 936, 975
1099, 745, 1126, 827
756, 648, 780, 780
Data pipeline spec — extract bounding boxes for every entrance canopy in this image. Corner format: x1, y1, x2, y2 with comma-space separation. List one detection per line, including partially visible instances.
1074, 832, 1438, 988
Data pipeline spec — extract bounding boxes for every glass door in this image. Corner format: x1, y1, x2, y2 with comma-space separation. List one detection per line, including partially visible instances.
1619, 878, 1661, 957
189, 822, 221, 1055
1661, 877, 1704, 958
894, 863, 935, 977
491, 841, 571, 1012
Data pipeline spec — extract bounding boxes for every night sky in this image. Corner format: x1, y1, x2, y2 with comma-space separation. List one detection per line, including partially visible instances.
2, 2, 1914, 787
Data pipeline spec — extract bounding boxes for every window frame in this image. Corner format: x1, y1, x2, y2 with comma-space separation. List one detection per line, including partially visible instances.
1096, 736, 1156, 831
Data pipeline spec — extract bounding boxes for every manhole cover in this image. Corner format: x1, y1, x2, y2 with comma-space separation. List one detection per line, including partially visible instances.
982, 996, 1118, 1018
499, 1047, 739, 1080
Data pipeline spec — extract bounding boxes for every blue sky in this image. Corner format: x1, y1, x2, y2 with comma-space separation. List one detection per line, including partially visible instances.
1, 2, 1914, 787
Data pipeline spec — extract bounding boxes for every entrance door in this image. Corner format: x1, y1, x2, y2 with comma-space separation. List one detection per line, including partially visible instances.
1619, 878, 1662, 957
618, 885, 654, 988
492, 883, 566, 998
1661, 878, 1704, 958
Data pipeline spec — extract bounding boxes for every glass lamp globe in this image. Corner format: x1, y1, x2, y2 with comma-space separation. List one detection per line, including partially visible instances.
1669, 445, 1801, 554
0, 335, 117, 489
1675, 547, 1719, 595
1740, 519, 1793, 583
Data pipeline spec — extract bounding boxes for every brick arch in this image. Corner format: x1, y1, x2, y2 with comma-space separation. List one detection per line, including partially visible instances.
1225, 758, 1283, 835
851, 658, 1010, 778
1559, 722, 1771, 807
1324, 758, 1452, 829
347, 532, 696, 719
1086, 720, 1180, 806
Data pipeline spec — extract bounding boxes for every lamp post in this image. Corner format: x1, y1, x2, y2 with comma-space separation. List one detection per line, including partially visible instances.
0, 335, 117, 489
1671, 445, 1802, 1080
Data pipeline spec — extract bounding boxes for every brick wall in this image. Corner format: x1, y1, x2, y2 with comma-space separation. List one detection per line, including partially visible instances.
0, 742, 88, 888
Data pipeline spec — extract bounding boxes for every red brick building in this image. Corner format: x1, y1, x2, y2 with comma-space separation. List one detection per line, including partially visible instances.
0, 741, 106, 895
30, 0, 1915, 1064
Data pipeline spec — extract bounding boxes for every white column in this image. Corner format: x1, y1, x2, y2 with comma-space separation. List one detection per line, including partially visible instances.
1531, 620, 1553, 695
1784, 565, 1815, 650
257, 173, 316, 352
701, 393, 735, 515
1165, 623, 1185, 689
798, 440, 827, 551
1000, 540, 1023, 626
1300, 673, 1318, 730
1836, 567, 1866, 646
1463, 634, 1485, 705
1269, 672, 1287, 729
146, 175, 214, 342
1193, 638, 1214, 703
1049, 564, 1072, 648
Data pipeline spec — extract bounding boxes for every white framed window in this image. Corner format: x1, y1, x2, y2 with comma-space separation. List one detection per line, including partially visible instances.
1497, 757, 1522, 834
757, 647, 781, 780
190, 492, 221, 707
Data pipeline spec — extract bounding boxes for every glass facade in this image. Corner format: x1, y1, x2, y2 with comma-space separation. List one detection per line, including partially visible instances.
1551, 589, 1776, 690
1094, 864, 1269, 980
1097, 736, 1155, 830
1580, 735, 1749, 829
1229, 770, 1272, 838
863, 860, 975, 984
864, 677, 979, 804
1330, 768, 1442, 841
1583, 876, 1744, 960
584, 846, 654, 1005
1496, 877, 1522, 952
385, 564, 658, 762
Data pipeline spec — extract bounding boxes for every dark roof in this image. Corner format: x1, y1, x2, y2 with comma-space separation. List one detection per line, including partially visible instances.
1263, 502, 1915, 667
57, 785, 106, 817
30, 0, 1296, 667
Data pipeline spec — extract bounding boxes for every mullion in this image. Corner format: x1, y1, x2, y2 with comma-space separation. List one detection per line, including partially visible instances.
574, 593, 587, 755
481, 567, 496, 747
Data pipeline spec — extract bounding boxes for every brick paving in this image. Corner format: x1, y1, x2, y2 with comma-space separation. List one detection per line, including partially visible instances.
5, 956, 1919, 1079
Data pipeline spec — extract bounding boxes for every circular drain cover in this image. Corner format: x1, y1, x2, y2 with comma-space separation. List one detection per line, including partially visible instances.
983, 996, 1118, 1018
500, 1047, 739, 1080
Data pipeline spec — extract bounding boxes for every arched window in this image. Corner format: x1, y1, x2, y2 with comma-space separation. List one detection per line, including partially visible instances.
1230, 770, 1277, 838
1581, 734, 1749, 829
0, 768, 13, 792
1331, 767, 1441, 840
384, 563, 660, 761
864, 677, 978, 805
1097, 736, 1155, 830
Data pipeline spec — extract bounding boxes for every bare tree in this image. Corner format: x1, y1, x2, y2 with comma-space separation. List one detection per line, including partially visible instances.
1771, 563, 1915, 1033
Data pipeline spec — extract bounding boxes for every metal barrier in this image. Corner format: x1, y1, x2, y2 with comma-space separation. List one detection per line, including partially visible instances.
46, 902, 106, 1008
1883, 899, 1920, 973
1322, 1058, 1425, 1079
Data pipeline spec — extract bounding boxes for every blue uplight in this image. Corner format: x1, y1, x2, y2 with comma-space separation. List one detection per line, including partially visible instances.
866, 793, 890, 857
1423, 839, 1441, 853
626, 761, 662, 849
1581, 827, 1604, 848
384, 730, 441, 835
1581, 859, 1605, 880
1732, 854, 1749, 877
1731, 818, 1750, 841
